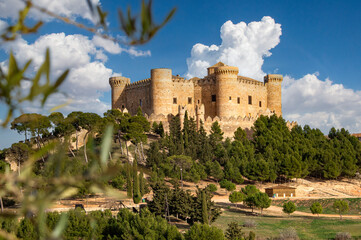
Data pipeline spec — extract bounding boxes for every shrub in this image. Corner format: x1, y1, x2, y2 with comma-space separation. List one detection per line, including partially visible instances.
279, 227, 299, 240
335, 232, 351, 240
207, 184, 217, 193
243, 219, 257, 228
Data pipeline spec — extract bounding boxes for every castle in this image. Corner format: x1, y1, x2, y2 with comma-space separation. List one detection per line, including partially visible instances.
109, 62, 296, 137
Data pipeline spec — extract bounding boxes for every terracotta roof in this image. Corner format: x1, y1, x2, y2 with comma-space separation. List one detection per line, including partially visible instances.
265, 185, 296, 190
208, 62, 227, 68
352, 133, 361, 138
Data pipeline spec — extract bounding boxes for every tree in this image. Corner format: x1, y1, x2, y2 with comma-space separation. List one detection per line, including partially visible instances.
78, 112, 102, 163
206, 184, 217, 193
220, 179, 236, 192
254, 192, 271, 215
229, 191, 244, 208
282, 201, 296, 217
132, 160, 141, 204
225, 222, 245, 240
201, 190, 209, 225
310, 202, 323, 217
333, 200, 349, 220
184, 223, 225, 240
167, 155, 192, 187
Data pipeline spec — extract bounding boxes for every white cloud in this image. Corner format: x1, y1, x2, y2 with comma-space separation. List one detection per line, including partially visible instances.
186, 16, 282, 80
282, 74, 361, 133
0, 0, 99, 23
92, 35, 151, 57
0, 32, 114, 116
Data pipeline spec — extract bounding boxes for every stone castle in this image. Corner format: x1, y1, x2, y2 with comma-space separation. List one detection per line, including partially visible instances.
109, 62, 296, 137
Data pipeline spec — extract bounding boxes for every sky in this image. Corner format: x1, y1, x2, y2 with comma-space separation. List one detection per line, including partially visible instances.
0, 0, 361, 148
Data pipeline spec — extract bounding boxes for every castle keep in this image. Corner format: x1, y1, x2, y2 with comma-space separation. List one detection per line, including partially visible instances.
109, 62, 294, 137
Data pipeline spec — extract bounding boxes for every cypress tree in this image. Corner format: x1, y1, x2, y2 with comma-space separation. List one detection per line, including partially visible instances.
126, 163, 132, 198
201, 190, 208, 225
132, 160, 141, 204
139, 169, 145, 196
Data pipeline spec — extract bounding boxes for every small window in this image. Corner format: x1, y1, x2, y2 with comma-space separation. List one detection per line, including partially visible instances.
237, 97, 240, 104
248, 96, 252, 105
259, 101, 262, 107
229, 96, 232, 101
197, 100, 200, 104
188, 97, 192, 104
212, 95, 216, 102
121, 105, 125, 109
173, 98, 177, 104
139, 99, 142, 106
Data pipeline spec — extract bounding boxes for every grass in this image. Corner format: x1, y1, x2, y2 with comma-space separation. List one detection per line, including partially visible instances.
212, 208, 361, 240
272, 198, 361, 215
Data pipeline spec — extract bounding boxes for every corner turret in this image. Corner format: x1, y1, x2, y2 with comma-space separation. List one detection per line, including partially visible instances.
109, 76, 130, 110
264, 74, 283, 116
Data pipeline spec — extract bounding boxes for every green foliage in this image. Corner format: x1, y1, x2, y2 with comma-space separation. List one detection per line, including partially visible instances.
132, 160, 141, 204
225, 222, 245, 240
206, 184, 218, 193
184, 223, 225, 240
229, 191, 244, 207
220, 179, 236, 192
310, 202, 323, 216
283, 201, 297, 216
202, 190, 209, 225
253, 192, 271, 215
333, 200, 349, 220
17, 218, 38, 240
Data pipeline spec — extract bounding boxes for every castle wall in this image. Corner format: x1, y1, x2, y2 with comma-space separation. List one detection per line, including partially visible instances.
125, 82, 151, 115
198, 80, 217, 118
171, 80, 195, 117
237, 78, 268, 117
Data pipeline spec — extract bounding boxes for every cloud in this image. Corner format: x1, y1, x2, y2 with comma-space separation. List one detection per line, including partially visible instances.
282, 74, 361, 133
92, 35, 151, 57
186, 16, 282, 80
0, 32, 114, 116
0, 0, 99, 23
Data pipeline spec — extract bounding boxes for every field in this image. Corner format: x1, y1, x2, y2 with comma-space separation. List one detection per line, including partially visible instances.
212, 208, 361, 240
272, 198, 361, 215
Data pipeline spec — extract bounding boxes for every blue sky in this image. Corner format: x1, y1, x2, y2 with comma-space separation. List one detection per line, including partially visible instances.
1, 0, 361, 148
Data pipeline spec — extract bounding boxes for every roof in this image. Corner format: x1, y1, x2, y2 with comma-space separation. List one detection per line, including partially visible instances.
352, 133, 361, 138
265, 185, 296, 190
208, 62, 227, 68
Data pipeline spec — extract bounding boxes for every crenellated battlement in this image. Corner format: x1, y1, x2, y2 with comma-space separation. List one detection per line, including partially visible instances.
214, 66, 239, 75
264, 74, 283, 83
237, 76, 265, 86
109, 76, 130, 87
125, 78, 151, 90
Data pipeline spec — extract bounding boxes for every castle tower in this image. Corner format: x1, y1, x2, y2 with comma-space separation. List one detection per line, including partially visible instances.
264, 74, 283, 116
215, 65, 239, 118
109, 76, 130, 109
151, 68, 172, 115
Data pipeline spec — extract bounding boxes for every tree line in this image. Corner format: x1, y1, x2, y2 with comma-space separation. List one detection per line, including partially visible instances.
147, 113, 361, 184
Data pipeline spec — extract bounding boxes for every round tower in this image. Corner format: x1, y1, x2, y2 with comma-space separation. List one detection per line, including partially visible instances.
215, 65, 239, 118
150, 68, 172, 115
109, 76, 130, 110
264, 74, 283, 116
